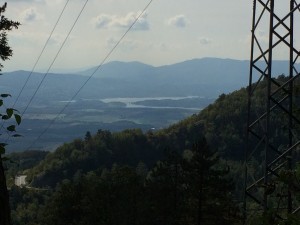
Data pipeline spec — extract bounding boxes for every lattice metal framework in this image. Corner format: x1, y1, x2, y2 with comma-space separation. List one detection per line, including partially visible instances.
245, 0, 300, 223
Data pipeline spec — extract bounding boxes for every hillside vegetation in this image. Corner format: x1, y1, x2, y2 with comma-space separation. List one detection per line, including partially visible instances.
7, 75, 300, 225
22, 85, 250, 188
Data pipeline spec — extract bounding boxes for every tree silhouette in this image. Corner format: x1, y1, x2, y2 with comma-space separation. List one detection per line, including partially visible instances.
0, 3, 20, 225
183, 138, 240, 225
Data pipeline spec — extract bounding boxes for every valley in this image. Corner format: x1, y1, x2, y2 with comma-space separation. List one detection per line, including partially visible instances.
6, 96, 214, 152
2, 58, 253, 152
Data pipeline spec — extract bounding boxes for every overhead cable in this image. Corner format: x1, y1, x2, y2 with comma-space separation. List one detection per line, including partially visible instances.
0, 0, 70, 141
12, 0, 70, 109
25, 0, 154, 150
21, 0, 89, 117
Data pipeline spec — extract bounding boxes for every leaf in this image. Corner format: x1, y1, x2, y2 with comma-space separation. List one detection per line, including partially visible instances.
6, 108, 13, 118
0, 94, 11, 98
2, 115, 8, 120
0, 99, 3, 107
2, 157, 9, 162
0, 145, 5, 155
12, 108, 19, 113
14, 114, 21, 125
12, 134, 22, 137
0, 143, 7, 155
7, 125, 16, 132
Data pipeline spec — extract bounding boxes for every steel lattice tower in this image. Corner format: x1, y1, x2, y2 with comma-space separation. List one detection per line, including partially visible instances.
245, 0, 300, 223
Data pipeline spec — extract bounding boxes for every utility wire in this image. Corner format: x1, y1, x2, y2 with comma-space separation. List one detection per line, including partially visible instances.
5, 0, 88, 145
0, 0, 70, 142
25, 0, 154, 150
12, 0, 70, 109
21, 0, 89, 117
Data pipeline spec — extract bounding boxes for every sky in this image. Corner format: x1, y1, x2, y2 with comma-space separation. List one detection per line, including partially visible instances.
2, 0, 253, 72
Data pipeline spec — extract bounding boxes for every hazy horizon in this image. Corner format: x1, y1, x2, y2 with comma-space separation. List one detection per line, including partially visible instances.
4, 0, 253, 72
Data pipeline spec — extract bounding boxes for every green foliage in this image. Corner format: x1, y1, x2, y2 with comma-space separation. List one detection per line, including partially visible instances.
0, 142, 7, 154
4, 150, 48, 187
249, 210, 300, 225
10, 186, 50, 225
0, 3, 20, 225
37, 166, 146, 225
159, 87, 249, 159
182, 138, 240, 225
0, 96, 22, 140
24, 76, 300, 188
0, 3, 20, 69
11, 140, 241, 225
25, 128, 158, 187
145, 150, 185, 225
8, 75, 300, 224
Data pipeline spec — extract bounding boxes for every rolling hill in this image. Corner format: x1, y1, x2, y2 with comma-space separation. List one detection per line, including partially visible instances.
1, 57, 295, 151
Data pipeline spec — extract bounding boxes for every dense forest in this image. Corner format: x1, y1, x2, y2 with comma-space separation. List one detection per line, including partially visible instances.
9, 140, 241, 225
5, 76, 300, 225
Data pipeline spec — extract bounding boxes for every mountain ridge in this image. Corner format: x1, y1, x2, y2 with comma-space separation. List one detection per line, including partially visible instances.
1, 57, 296, 152
3, 57, 253, 100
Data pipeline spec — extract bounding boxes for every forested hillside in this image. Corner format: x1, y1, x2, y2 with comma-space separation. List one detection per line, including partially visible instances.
9, 140, 241, 225
6, 75, 300, 225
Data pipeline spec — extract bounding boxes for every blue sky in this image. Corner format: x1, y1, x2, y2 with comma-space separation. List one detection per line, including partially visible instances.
3, 0, 253, 71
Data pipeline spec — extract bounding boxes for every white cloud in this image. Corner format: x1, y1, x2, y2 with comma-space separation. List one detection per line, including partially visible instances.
106, 37, 139, 51
256, 29, 269, 43
4, 0, 254, 71
93, 11, 149, 31
20, 7, 42, 22
10, 0, 44, 2
48, 34, 68, 45
199, 37, 212, 45
94, 14, 113, 29
167, 15, 189, 28
159, 43, 169, 51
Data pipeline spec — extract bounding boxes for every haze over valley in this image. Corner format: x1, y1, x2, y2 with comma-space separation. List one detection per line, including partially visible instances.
1, 57, 296, 151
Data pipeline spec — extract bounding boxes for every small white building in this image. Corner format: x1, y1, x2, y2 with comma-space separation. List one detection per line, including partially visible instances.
15, 175, 27, 187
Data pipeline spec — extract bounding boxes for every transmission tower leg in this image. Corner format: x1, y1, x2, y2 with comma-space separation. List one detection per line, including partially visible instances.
244, 0, 300, 224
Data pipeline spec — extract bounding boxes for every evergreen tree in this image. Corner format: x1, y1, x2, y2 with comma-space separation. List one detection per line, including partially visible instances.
183, 138, 240, 225
84, 131, 92, 142
145, 149, 186, 225
40, 179, 83, 225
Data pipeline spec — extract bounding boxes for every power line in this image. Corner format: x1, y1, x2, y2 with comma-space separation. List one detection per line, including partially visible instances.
4, 0, 88, 145
25, 0, 154, 150
21, 0, 89, 117
0, 0, 70, 142
12, 0, 70, 109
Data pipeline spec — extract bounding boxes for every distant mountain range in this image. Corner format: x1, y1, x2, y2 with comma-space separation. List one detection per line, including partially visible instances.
0, 57, 296, 151
77, 58, 251, 98
2, 58, 251, 103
